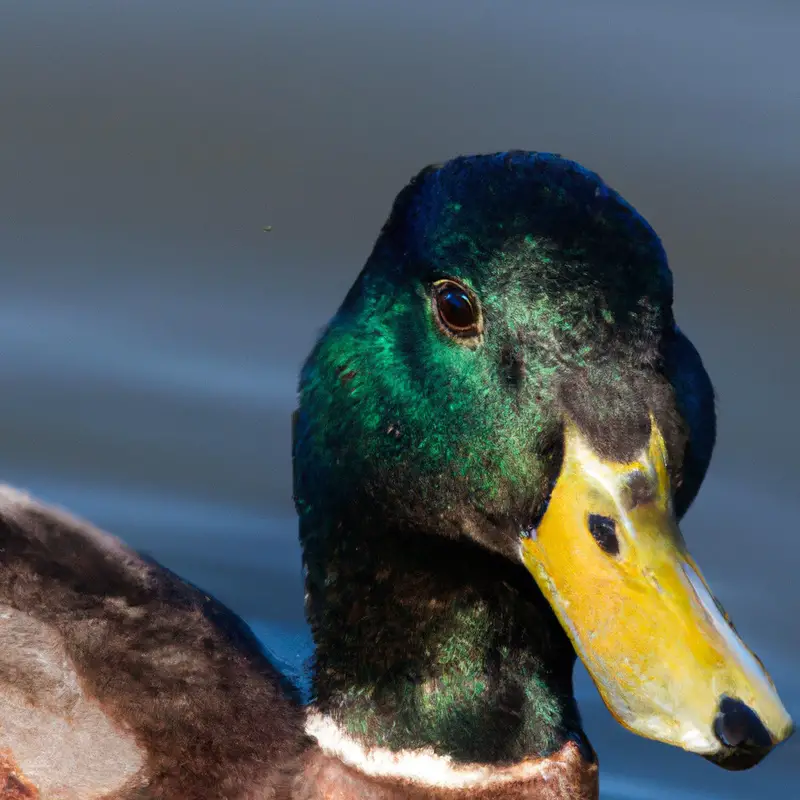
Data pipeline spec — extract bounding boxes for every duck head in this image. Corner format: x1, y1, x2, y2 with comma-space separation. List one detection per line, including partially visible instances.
294, 151, 792, 771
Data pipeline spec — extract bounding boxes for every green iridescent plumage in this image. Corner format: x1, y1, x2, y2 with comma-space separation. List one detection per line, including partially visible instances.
292, 152, 715, 764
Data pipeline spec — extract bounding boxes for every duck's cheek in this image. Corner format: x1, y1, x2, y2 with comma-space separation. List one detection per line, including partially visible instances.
519, 419, 793, 769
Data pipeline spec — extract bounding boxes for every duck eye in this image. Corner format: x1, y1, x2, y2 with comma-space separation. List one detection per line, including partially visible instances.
432, 280, 481, 338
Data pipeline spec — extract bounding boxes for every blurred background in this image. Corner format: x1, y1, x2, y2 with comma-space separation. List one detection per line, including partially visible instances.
1, 1, 797, 797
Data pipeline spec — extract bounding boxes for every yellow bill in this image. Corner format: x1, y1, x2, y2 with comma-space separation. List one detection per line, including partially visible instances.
520, 417, 793, 768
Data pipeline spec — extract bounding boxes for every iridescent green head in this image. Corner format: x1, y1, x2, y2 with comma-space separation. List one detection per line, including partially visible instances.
296, 152, 681, 547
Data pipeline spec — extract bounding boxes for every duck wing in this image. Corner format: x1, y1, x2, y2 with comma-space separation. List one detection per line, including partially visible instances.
0, 485, 306, 799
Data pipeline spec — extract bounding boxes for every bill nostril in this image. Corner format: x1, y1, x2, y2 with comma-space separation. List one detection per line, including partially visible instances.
714, 696, 773, 750
587, 514, 619, 555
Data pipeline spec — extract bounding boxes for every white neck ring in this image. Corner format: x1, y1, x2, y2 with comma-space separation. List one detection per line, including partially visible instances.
304, 709, 566, 790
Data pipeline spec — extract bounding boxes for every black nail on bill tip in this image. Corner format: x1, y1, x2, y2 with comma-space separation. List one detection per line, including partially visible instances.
714, 696, 773, 750
587, 514, 619, 555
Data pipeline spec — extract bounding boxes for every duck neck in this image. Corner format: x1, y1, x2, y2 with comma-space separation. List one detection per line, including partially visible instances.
301, 516, 588, 766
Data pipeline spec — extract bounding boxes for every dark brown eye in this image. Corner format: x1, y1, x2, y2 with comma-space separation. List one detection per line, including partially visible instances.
432, 280, 481, 338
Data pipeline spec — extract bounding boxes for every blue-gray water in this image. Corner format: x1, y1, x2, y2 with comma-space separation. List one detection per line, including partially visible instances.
1, 1, 798, 797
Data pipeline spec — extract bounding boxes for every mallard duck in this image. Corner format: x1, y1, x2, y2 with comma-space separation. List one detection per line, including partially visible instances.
0, 151, 792, 799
